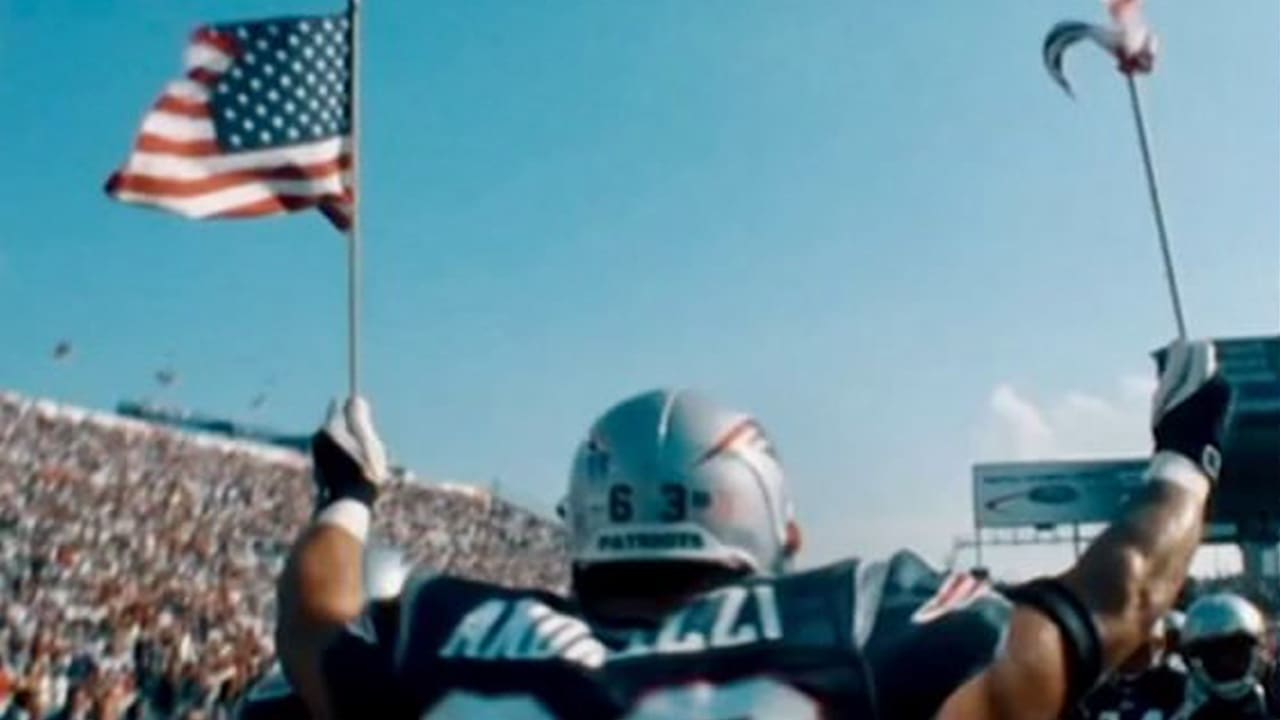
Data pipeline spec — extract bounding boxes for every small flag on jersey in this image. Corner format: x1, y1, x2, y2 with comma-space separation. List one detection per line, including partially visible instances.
106, 13, 354, 230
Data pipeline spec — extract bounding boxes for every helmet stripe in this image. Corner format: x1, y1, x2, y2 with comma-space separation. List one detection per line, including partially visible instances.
696, 419, 758, 465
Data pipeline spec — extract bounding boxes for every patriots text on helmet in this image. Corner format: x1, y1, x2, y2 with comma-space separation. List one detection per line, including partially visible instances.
595, 529, 707, 552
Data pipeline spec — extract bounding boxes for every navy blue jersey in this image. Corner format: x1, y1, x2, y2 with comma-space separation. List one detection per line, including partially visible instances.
287, 551, 1015, 719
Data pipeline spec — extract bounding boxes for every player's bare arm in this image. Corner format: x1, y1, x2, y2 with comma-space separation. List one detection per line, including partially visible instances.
939, 339, 1231, 720
277, 398, 387, 720
939, 480, 1209, 720
1063, 468, 1208, 670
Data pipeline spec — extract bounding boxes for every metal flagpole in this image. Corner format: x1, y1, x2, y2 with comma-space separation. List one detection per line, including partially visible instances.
347, 0, 363, 397
1124, 74, 1187, 340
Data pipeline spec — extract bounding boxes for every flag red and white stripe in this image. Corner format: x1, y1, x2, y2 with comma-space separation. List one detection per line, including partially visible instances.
1044, 0, 1158, 96
106, 22, 353, 230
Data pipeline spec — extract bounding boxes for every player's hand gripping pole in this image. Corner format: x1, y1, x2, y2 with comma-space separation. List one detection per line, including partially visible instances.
1149, 339, 1230, 485
312, 396, 388, 531
278, 397, 388, 720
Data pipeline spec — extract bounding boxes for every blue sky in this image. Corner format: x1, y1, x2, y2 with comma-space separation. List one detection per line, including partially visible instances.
1, 1, 1276, 572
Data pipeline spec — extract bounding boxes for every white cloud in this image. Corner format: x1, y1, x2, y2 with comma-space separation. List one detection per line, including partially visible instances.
985, 384, 1056, 460
977, 375, 1153, 462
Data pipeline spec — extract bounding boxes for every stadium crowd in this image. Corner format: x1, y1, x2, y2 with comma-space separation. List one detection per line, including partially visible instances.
0, 392, 567, 720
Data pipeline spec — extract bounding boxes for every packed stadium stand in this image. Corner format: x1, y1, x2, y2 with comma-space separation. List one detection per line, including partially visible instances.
0, 391, 568, 719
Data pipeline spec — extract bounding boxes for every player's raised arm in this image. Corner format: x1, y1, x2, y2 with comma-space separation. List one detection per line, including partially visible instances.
277, 398, 388, 720
940, 340, 1232, 720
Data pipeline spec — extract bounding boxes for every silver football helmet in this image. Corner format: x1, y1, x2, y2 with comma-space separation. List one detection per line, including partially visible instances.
1181, 593, 1267, 701
561, 389, 795, 575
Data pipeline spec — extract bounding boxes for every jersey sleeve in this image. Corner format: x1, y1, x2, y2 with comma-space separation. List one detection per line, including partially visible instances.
860, 551, 1014, 718
318, 576, 436, 718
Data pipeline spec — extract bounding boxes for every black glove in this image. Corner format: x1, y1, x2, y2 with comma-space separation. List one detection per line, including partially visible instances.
311, 397, 387, 512
1151, 340, 1233, 481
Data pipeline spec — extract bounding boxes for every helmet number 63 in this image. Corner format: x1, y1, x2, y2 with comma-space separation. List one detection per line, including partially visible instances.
608, 484, 688, 523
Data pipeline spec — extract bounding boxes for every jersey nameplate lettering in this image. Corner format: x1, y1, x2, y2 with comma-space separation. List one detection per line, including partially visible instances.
439, 598, 608, 668
438, 585, 782, 669
613, 585, 781, 660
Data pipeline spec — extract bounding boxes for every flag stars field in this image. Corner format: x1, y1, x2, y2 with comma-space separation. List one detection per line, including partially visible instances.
105, 12, 355, 229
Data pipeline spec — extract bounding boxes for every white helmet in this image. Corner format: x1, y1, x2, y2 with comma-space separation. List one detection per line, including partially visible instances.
1181, 593, 1267, 701
561, 389, 795, 575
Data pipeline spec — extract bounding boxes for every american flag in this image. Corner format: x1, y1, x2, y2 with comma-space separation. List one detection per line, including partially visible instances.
106, 13, 354, 230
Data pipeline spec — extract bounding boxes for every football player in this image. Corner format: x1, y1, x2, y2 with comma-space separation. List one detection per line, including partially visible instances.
1170, 592, 1276, 719
276, 339, 1230, 719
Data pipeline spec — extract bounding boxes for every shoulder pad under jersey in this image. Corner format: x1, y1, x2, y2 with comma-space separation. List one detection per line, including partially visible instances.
860, 550, 1013, 718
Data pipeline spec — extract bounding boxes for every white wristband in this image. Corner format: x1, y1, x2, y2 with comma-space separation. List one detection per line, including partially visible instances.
1145, 450, 1212, 500
317, 499, 371, 543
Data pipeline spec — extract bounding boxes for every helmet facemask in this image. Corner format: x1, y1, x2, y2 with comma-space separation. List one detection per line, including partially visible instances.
1181, 593, 1269, 702
1185, 635, 1265, 701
